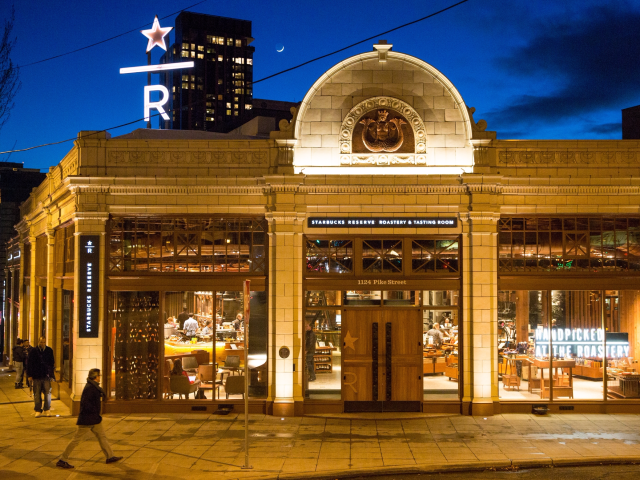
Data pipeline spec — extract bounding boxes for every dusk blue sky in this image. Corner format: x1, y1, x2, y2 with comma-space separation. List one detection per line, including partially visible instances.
1, 0, 639, 171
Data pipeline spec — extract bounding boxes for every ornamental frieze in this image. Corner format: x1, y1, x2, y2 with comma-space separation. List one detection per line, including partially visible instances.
106, 150, 269, 165
498, 150, 640, 165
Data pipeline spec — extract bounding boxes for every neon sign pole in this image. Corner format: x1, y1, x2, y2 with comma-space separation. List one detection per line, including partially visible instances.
120, 16, 194, 128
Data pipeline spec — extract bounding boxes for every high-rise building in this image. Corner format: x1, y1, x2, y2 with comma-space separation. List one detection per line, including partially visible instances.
160, 12, 255, 132
0, 162, 46, 356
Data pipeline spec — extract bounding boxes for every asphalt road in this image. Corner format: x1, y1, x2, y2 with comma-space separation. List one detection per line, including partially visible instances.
346, 464, 640, 480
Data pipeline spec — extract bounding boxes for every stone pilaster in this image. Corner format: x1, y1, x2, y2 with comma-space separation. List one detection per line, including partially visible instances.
45, 228, 56, 354
460, 212, 500, 416
266, 211, 306, 416
71, 212, 108, 400
28, 234, 37, 343
3, 269, 10, 361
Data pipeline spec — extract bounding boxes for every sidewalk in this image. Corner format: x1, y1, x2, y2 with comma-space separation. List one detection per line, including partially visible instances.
1, 367, 640, 480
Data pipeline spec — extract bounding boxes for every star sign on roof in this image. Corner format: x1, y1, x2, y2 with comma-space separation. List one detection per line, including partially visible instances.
141, 16, 173, 53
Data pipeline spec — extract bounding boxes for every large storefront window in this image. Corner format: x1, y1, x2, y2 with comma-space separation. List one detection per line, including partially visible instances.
109, 217, 266, 273
109, 289, 267, 402
497, 290, 640, 401
499, 216, 640, 273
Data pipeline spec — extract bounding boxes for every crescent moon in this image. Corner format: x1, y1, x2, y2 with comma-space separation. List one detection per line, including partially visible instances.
277, 45, 284, 53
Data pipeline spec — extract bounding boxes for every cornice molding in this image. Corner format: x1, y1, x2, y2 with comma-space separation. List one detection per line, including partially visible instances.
73, 212, 110, 222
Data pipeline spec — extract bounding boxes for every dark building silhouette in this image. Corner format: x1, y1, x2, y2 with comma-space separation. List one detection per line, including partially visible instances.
623, 105, 640, 140
0, 163, 46, 354
160, 12, 255, 133
159, 12, 297, 134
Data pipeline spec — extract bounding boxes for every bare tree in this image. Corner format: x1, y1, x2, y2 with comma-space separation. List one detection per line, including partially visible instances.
0, 6, 20, 133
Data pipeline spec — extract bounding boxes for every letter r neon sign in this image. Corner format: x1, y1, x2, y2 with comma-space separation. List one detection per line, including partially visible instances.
144, 85, 169, 121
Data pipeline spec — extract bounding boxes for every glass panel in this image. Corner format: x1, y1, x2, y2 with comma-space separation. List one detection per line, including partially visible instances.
306, 239, 353, 274
305, 309, 342, 400
305, 291, 342, 307
498, 290, 607, 401
110, 291, 160, 400
362, 240, 402, 274
343, 291, 381, 306
383, 290, 417, 306
109, 216, 266, 273
552, 290, 602, 400
498, 216, 640, 274
423, 308, 459, 400
607, 291, 638, 398
164, 291, 213, 400
498, 290, 547, 400
213, 290, 267, 398
422, 290, 459, 307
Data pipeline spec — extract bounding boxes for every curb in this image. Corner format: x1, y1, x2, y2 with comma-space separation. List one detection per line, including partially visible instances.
265, 456, 640, 480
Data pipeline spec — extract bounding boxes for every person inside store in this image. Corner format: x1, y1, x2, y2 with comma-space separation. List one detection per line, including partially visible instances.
177, 307, 189, 330
232, 313, 243, 331
171, 359, 197, 384
200, 320, 213, 336
305, 322, 316, 382
426, 323, 446, 348
184, 313, 198, 337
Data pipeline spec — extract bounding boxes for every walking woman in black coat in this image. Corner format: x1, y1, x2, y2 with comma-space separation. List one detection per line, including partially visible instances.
56, 368, 123, 469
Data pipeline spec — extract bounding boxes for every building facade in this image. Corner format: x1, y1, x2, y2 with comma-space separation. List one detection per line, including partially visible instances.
7, 45, 640, 417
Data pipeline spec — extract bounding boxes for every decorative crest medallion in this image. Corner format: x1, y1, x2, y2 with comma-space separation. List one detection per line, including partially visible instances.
339, 97, 427, 166
360, 110, 407, 153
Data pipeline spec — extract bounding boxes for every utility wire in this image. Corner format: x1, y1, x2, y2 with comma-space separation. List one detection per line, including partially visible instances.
250, 0, 470, 86
0, 0, 470, 156
11, 0, 209, 70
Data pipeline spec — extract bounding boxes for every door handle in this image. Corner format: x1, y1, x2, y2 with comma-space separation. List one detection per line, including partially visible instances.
419, 376, 422, 380
418, 342, 421, 347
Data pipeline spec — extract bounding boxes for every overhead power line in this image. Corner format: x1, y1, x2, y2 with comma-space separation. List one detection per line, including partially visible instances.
11, 0, 209, 70
250, 0, 470, 86
0, 0, 470, 156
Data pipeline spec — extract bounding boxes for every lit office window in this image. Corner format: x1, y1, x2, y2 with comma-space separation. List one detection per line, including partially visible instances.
198, 45, 204, 51
245, 104, 252, 110
247, 58, 253, 65
235, 39, 242, 47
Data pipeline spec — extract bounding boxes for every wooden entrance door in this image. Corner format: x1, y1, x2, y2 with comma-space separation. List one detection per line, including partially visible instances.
342, 309, 422, 412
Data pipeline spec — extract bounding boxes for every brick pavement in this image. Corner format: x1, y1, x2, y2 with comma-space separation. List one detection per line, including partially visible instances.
1, 367, 640, 479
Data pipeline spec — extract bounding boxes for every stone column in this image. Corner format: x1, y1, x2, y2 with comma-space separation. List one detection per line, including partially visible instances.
71, 213, 108, 401
18, 239, 28, 341
3, 268, 10, 362
28, 234, 37, 342
46, 228, 56, 354
460, 212, 500, 416
266, 212, 306, 416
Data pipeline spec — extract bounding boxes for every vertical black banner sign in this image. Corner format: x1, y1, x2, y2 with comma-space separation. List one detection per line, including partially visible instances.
79, 235, 100, 338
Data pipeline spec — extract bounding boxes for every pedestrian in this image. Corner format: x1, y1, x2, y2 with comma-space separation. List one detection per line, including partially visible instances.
26, 336, 55, 417
56, 368, 122, 469
12, 338, 25, 388
22, 339, 33, 389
